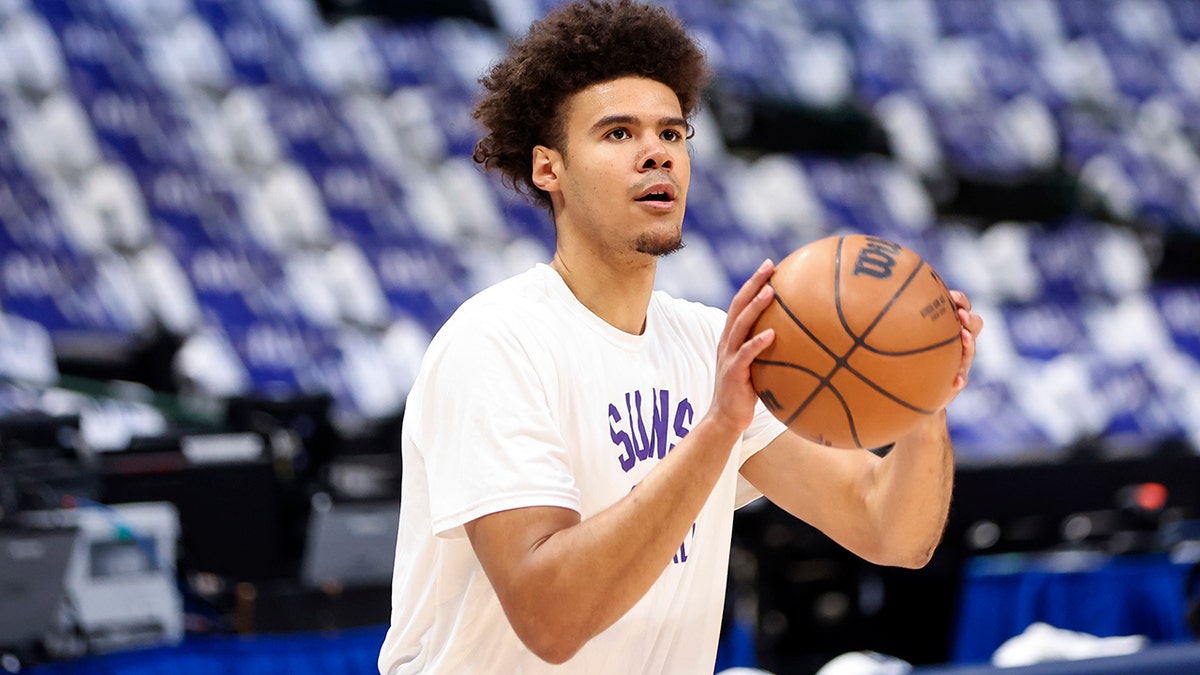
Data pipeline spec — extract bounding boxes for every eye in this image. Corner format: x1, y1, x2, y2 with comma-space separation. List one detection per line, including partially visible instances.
661, 129, 684, 142
607, 128, 630, 140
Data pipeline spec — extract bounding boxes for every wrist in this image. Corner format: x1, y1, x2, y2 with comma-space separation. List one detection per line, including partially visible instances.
897, 410, 949, 445
693, 414, 745, 450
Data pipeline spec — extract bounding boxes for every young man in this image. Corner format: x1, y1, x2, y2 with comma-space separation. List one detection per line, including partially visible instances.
378, 2, 984, 673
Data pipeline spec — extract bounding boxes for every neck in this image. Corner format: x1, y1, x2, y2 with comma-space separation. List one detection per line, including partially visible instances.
549, 250, 656, 335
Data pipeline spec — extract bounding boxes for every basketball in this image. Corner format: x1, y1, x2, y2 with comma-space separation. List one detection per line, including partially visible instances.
750, 234, 963, 449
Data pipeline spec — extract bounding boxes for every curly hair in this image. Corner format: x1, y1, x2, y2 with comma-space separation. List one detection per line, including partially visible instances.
472, 0, 710, 212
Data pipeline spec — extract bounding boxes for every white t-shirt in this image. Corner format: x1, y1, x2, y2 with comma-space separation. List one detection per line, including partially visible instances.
378, 264, 786, 675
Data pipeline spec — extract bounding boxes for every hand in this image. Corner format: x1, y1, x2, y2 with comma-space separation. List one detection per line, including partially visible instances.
708, 259, 778, 435
943, 289, 984, 407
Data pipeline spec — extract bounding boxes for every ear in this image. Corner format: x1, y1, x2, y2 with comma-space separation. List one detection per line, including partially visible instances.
531, 145, 561, 193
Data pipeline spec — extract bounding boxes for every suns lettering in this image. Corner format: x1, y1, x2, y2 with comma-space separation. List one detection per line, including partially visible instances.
611, 388, 693, 473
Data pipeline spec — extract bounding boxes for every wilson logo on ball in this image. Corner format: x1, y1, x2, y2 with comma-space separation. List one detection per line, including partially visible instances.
852, 236, 902, 279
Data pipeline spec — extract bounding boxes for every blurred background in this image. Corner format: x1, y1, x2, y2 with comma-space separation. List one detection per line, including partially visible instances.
1, 0, 1199, 673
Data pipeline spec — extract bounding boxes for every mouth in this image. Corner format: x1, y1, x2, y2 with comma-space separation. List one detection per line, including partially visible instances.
633, 183, 677, 206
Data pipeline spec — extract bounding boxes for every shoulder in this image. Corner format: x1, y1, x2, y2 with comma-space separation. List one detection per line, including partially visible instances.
426, 267, 559, 359
651, 289, 727, 340
446, 266, 553, 326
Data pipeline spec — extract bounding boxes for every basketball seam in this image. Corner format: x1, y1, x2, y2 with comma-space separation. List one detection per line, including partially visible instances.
757, 352, 940, 428
837, 251, 928, 345
855, 333, 962, 356
762, 281, 862, 445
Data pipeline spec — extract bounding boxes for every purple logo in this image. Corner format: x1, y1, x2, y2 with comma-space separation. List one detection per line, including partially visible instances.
609, 388, 694, 473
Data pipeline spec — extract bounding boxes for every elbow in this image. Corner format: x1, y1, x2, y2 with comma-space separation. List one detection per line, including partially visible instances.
523, 633, 584, 665
858, 533, 939, 569
511, 619, 587, 665
881, 535, 940, 569
888, 543, 936, 569
493, 574, 596, 664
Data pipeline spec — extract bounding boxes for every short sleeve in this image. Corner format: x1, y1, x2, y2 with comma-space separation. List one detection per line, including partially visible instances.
734, 400, 787, 508
411, 313, 582, 539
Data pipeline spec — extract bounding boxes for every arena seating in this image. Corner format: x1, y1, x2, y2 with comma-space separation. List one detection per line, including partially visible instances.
9, 0, 1195, 455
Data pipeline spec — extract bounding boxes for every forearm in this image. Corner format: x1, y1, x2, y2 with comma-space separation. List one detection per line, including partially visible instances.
864, 410, 955, 567
471, 416, 743, 662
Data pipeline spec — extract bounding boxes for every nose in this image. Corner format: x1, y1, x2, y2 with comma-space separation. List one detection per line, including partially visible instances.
639, 138, 672, 171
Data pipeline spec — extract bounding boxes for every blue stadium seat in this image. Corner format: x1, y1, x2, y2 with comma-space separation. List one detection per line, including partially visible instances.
0, 380, 47, 417
1100, 36, 1175, 104
1057, 0, 1116, 40
945, 378, 1059, 463
413, 83, 485, 159
0, 243, 152, 346
142, 12, 236, 97
362, 22, 445, 90
218, 317, 324, 398
1027, 222, 1113, 302
0, 310, 59, 385
1086, 357, 1187, 453
854, 39, 920, 104
259, 85, 371, 171
309, 325, 406, 425
1166, 0, 1200, 40
358, 236, 474, 335
798, 0, 859, 33
191, 0, 311, 87
176, 242, 308, 333
74, 82, 201, 170
795, 156, 879, 233
491, 184, 555, 251
1057, 108, 1118, 171
700, 228, 798, 292
1001, 300, 1094, 361
975, 35, 1054, 104
1108, 0, 1180, 52
36, 2, 164, 96
306, 159, 418, 242
933, 0, 995, 37
3, 8, 69, 97
993, 0, 1069, 52
134, 164, 260, 250
1089, 140, 1195, 231
682, 164, 748, 241
924, 98, 1059, 181
1153, 285, 1200, 360
798, 156, 936, 237
0, 167, 72, 250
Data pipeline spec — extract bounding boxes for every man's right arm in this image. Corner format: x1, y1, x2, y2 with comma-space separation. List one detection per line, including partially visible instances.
463, 260, 778, 664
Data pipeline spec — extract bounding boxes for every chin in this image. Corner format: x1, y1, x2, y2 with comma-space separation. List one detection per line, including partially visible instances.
634, 233, 685, 257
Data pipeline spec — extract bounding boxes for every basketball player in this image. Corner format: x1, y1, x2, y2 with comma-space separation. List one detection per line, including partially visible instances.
378, 2, 984, 673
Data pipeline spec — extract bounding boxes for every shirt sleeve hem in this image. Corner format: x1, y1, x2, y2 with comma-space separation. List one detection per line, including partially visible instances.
432, 490, 583, 540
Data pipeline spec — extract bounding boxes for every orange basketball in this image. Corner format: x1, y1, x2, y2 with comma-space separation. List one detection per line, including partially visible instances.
750, 234, 962, 449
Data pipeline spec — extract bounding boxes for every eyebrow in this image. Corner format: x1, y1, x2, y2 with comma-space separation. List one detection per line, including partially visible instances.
590, 114, 688, 133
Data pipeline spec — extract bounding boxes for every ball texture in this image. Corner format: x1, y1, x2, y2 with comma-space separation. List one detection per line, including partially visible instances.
750, 234, 962, 449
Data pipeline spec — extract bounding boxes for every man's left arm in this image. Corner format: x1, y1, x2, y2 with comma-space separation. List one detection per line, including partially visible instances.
739, 291, 983, 568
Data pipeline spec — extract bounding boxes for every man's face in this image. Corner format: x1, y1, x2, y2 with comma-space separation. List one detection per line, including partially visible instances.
540, 76, 691, 260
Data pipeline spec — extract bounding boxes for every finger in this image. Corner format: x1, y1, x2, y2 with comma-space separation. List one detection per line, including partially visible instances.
949, 289, 972, 312
725, 259, 775, 331
730, 282, 775, 341
954, 325, 976, 390
729, 327, 776, 374
958, 307, 984, 338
